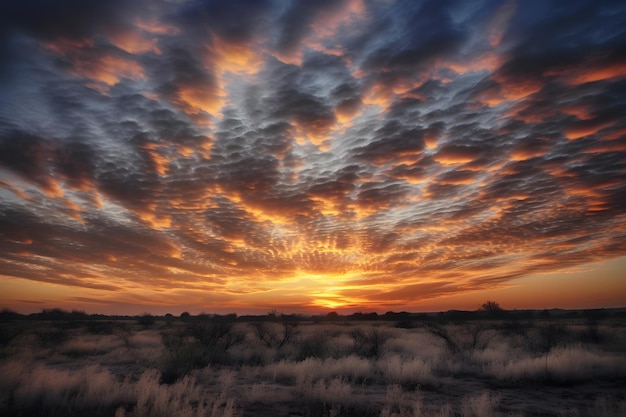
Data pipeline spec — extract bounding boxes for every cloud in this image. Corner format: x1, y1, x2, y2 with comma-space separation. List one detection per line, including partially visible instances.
1, 0, 625, 312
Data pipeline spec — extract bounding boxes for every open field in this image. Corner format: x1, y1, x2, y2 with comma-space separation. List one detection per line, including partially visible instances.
1, 310, 625, 416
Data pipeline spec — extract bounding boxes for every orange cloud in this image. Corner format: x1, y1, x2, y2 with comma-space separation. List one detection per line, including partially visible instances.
45, 38, 145, 88
208, 36, 264, 77
565, 62, 626, 85
562, 103, 594, 120
479, 76, 543, 107
176, 85, 224, 115
510, 147, 545, 161
361, 74, 430, 112
181, 35, 266, 118
433, 147, 480, 165
291, 115, 337, 149
142, 143, 172, 176
362, 82, 394, 110
487, 0, 517, 47
444, 52, 503, 75
108, 29, 161, 54
135, 18, 180, 36
564, 119, 615, 140
423, 130, 439, 150
335, 98, 363, 125
136, 209, 172, 230
38, 178, 65, 199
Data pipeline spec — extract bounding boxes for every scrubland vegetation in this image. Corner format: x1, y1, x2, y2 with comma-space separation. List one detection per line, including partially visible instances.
1, 308, 625, 416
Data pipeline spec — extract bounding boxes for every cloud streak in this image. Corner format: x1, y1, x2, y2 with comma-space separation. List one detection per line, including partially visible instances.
1, 0, 625, 313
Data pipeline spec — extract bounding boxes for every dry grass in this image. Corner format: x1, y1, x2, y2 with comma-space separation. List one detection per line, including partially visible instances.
1, 318, 625, 416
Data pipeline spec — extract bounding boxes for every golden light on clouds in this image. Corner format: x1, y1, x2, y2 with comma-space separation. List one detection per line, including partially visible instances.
1, 0, 626, 315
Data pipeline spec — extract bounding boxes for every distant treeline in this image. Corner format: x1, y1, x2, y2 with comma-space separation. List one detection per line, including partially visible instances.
1, 306, 624, 323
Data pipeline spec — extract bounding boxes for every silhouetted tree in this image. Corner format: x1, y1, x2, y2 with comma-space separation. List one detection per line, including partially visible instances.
480, 300, 503, 313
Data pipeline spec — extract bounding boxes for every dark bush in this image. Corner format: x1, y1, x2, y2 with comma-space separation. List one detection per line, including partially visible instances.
500, 320, 529, 337
85, 321, 116, 335
34, 326, 69, 348
350, 328, 390, 358
0, 324, 22, 347
160, 321, 244, 383
137, 313, 156, 327
251, 317, 299, 349
298, 332, 329, 360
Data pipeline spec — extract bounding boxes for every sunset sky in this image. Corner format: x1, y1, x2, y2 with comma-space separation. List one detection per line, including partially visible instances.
1, 0, 625, 315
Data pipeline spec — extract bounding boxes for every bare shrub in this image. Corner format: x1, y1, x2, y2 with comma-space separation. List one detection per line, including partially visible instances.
1, 362, 239, 417
424, 322, 490, 356
265, 355, 373, 383
7, 364, 129, 415
461, 391, 500, 417
0, 324, 22, 348
61, 334, 120, 357
297, 331, 329, 360
423, 322, 459, 355
160, 322, 244, 383
114, 323, 134, 349
296, 376, 353, 405
351, 327, 392, 358
483, 344, 626, 383
385, 330, 443, 362
160, 328, 202, 383
34, 326, 69, 348
251, 317, 299, 349
532, 322, 571, 353
377, 354, 434, 388
188, 321, 245, 362
379, 384, 423, 417
132, 369, 239, 417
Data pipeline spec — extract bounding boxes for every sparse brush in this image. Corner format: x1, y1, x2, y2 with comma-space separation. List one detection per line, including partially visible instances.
159, 321, 245, 383
461, 391, 500, 417
251, 318, 299, 349
33, 326, 69, 348
380, 384, 423, 417
377, 354, 434, 388
2, 316, 626, 417
585, 396, 626, 417
424, 322, 491, 356
297, 331, 329, 360
423, 322, 459, 355
137, 313, 156, 327
296, 375, 354, 405
351, 327, 391, 358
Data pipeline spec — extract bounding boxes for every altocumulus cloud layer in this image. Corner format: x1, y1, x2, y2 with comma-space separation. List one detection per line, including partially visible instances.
0, 0, 625, 312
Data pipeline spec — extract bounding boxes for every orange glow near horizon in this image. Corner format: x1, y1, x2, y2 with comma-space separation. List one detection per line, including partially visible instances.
3, 256, 626, 315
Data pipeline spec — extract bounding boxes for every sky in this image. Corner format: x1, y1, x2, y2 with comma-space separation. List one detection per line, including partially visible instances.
0, 0, 625, 316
